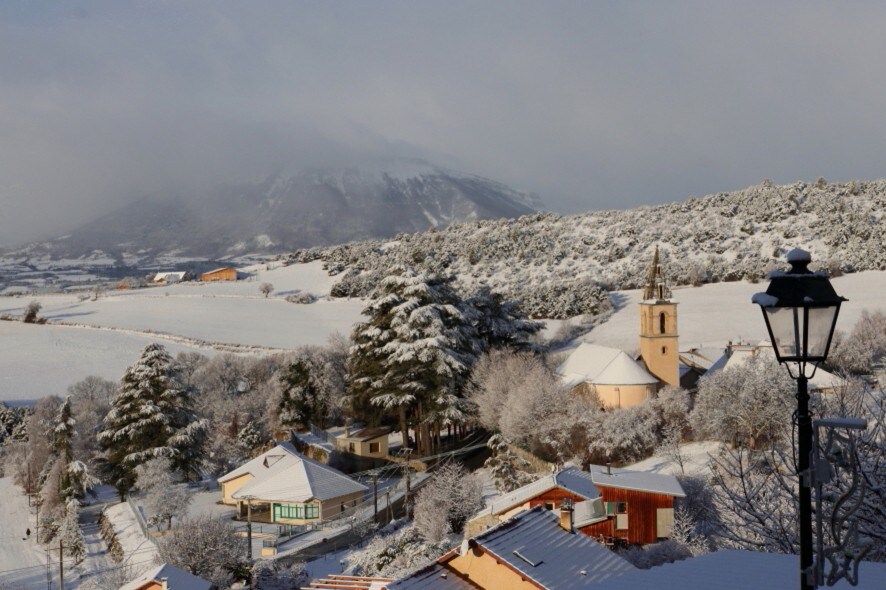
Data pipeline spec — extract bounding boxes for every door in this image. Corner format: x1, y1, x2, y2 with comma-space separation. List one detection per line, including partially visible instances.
657, 508, 675, 538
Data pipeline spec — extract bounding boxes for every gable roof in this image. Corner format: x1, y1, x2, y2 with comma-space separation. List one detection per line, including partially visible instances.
120, 563, 212, 590
386, 563, 479, 589
327, 425, 392, 442
467, 506, 635, 589
587, 464, 685, 497
483, 467, 600, 516
591, 549, 886, 590
219, 442, 368, 503
557, 343, 658, 386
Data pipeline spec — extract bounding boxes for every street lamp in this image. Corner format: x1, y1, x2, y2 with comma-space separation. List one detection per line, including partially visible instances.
752, 248, 846, 590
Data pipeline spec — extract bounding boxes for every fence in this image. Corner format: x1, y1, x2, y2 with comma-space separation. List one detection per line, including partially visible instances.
125, 494, 152, 539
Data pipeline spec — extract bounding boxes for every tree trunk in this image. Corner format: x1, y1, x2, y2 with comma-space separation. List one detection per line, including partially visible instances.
399, 405, 408, 452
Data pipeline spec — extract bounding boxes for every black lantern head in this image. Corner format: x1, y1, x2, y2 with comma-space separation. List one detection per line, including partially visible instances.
752, 249, 846, 365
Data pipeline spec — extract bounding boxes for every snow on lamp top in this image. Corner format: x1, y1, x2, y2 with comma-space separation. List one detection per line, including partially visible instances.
786, 248, 811, 264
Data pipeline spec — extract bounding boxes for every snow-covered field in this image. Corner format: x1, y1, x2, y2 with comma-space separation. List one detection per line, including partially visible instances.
582, 271, 886, 353
0, 262, 364, 401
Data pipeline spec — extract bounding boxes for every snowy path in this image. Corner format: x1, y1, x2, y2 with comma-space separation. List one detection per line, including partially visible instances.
0, 478, 50, 589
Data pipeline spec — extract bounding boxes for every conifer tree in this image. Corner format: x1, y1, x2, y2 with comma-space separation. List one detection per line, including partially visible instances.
59, 499, 86, 564
349, 266, 476, 454
98, 343, 208, 498
277, 359, 325, 428
465, 286, 543, 351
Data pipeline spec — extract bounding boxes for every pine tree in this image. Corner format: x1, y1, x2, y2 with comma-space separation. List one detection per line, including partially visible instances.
349, 266, 477, 455
277, 359, 325, 428
465, 286, 543, 351
98, 343, 208, 498
236, 420, 264, 454
59, 499, 86, 564
483, 434, 534, 493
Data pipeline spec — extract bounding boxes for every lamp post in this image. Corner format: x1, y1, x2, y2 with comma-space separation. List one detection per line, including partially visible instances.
752, 248, 846, 590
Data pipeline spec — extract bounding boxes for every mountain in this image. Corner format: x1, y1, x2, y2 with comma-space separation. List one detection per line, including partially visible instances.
9, 159, 540, 264
291, 179, 886, 318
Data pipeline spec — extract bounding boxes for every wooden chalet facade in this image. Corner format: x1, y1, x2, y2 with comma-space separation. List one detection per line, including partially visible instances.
200, 267, 238, 282
578, 485, 678, 544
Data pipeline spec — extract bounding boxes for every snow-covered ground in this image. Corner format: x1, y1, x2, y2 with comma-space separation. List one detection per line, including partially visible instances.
103, 502, 158, 567
581, 271, 886, 353
627, 441, 723, 478
0, 477, 49, 589
0, 261, 364, 401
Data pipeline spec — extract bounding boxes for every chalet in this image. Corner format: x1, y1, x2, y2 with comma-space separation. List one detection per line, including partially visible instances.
557, 247, 705, 408
152, 271, 187, 284
328, 424, 391, 459
200, 267, 238, 282
120, 563, 211, 590
591, 549, 886, 590
472, 465, 684, 545
218, 442, 367, 524
424, 506, 635, 589
468, 467, 601, 535
577, 464, 685, 545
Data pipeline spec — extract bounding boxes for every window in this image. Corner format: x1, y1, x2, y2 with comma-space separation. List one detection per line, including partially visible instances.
274, 504, 305, 520
659, 312, 667, 334
661, 346, 667, 355
544, 502, 554, 511
369, 442, 380, 453
348, 442, 356, 453
305, 504, 319, 519
605, 502, 627, 515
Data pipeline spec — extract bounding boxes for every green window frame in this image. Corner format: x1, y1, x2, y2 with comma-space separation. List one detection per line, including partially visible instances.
305, 504, 319, 519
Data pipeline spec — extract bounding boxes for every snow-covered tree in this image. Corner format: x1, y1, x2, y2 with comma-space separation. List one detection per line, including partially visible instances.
413, 462, 482, 543
155, 515, 248, 587
136, 458, 193, 531
348, 521, 456, 579
58, 499, 86, 564
464, 286, 543, 351
98, 343, 208, 498
251, 560, 308, 590
465, 349, 566, 447
275, 359, 325, 428
22, 300, 42, 323
236, 420, 265, 454
691, 355, 794, 448
484, 434, 535, 492
350, 266, 476, 455
830, 310, 886, 375
259, 282, 274, 298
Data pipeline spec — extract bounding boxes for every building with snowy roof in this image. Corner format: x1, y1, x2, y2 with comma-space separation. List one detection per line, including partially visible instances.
217, 441, 368, 524
152, 271, 187, 284
590, 548, 886, 590
557, 247, 708, 408
200, 267, 238, 282
471, 465, 684, 545
120, 563, 212, 590
436, 505, 635, 589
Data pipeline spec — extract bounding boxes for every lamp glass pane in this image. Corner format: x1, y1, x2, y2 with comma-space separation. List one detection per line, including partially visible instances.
806, 306, 839, 358
764, 306, 802, 359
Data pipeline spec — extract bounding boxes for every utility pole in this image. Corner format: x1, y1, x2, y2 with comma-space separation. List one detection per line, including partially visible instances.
385, 490, 392, 522
245, 497, 253, 560
403, 448, 412, 519
35, 496, 42, 542
27, 463, 32, 507
58, 538, 63, 590
372, 472, 378, 522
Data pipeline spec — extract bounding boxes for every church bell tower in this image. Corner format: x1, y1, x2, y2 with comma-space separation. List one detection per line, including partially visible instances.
639, 246, 680, 387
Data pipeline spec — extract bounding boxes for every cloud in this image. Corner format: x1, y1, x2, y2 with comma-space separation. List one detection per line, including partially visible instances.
1, 2, 886, 246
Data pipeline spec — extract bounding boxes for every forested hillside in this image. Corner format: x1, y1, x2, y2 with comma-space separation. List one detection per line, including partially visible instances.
290, 179, 886, 318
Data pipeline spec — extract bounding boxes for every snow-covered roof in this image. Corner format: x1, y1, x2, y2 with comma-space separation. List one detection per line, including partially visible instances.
710, 340, 845, 391
573, 498, 608, 528
120, 563, 212, 590
484, 467, 601, 516
591, 549, 886, 590
468, 506, 635, 588
219, 442, 367, 503
327, 425, 391, 442
203, 267, 237, 274
588, 464, 685, 497
557, 343, 658, 386
153, 271, 186, 281
386, 562, 476, 589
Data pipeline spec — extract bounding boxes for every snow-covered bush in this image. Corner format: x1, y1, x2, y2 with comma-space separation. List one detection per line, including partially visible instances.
348, 521, 456, 579
617, 539, 692, 569
830, 310, 886, 375
155, 514, 249, 588
413, 462, 482, 543
286, 292, 317, 304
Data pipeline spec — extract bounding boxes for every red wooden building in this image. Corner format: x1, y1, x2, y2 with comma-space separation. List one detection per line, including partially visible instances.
472, 465, 685, 545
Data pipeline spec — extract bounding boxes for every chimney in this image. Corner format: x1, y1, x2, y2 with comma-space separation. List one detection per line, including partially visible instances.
160, 578, 169, 590
606, 462, 612, 475
559, 499, 575, 533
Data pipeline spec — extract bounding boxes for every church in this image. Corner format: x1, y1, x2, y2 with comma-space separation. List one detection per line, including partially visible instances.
556, 247, 708, 408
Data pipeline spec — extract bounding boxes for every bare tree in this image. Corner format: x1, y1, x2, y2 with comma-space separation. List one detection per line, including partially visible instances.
259, 282, 274, 298
136, 458, 193, 531
413, 462, 482, 543
155, 514, 248, 588
22, 300, 42, 323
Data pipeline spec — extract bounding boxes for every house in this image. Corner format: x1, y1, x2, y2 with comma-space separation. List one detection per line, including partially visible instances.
217, 442, 368, 524
200, 267, 238, 282
557, 247, 705, 408
471, 465, 684, 545
708, 339, 847, 393
120, 563, 212, 590
424, 506, 635, 589
152, 271, 187, 284
576, 464, 685, 545
328, 424, 392, 458
590, 549, 886, 590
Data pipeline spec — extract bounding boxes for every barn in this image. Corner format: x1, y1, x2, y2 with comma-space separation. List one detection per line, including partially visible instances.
201, 267, 238, 282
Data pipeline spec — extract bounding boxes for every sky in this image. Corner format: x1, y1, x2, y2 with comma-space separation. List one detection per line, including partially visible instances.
2, 1, 886, 246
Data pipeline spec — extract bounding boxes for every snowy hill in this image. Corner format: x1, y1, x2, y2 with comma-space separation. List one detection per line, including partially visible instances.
293, 179, 886, 318
5, 158, 540, 265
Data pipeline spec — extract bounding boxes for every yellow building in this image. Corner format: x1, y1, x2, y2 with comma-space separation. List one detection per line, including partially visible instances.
329, 425, 391, 458
218, 442, 368, 525
200, 267, 238, 282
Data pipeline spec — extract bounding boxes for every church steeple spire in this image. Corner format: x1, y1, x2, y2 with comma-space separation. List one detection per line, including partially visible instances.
643, 246, 672, 302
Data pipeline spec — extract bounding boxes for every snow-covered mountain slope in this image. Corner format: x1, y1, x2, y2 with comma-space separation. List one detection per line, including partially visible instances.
292, 179, 886, 318
6, 158, 540, 265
